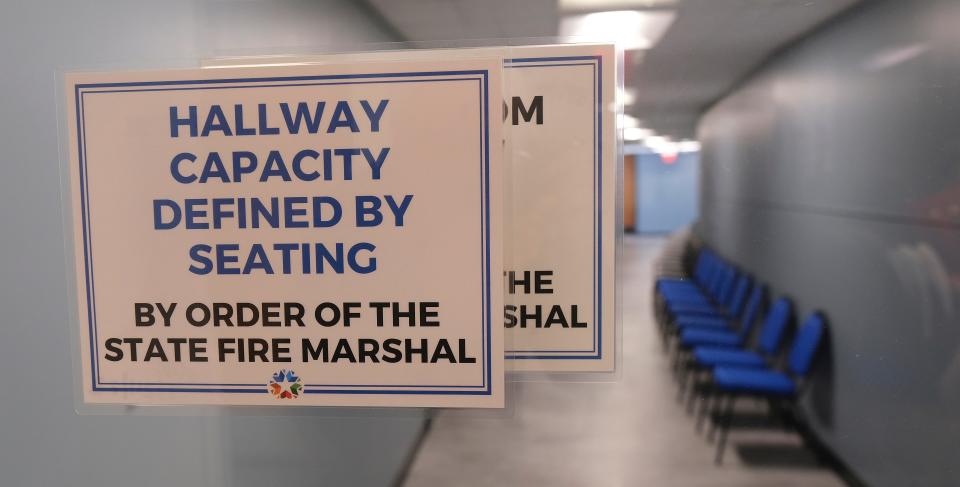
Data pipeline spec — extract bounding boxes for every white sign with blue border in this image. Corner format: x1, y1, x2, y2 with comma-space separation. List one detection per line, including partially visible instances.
502, 44, 616, 372
65, 57, 505, 407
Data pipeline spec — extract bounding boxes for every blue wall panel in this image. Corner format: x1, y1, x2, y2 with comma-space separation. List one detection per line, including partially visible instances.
636, 152, 699, 233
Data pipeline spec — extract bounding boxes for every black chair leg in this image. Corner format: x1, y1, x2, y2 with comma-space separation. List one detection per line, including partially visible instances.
676, 357, 690, 402
777, 399, 794, 433
706, 390, 723, 441
661, 321, 671, 350
685, 366, 702, 414
671, 346, 684, 377
715, 394, 737, 465
765, 397, 776, 426
695, 380, 714, 433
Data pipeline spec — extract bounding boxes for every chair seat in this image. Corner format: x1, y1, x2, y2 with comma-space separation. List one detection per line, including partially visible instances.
656, 278, 698, 288
680, 328, 742, 348
675, 315, 731, 329
669, 302, 726, 317
713, 367, 795, 396
693, 347, 765, 368
657, 278, 702, 288
665, 297, 713, 309
661, 290, 710, 302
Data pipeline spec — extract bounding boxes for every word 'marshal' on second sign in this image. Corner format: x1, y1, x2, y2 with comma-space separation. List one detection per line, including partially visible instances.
503, 270, 588, 329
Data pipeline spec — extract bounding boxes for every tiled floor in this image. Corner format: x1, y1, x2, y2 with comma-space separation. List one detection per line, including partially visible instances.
403, 235, 847, 487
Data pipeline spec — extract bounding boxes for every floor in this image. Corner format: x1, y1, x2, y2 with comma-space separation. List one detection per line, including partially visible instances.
403, 236, 847, 487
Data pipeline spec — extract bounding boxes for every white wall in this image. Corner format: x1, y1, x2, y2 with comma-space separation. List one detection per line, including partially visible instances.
0, 2, 429, 486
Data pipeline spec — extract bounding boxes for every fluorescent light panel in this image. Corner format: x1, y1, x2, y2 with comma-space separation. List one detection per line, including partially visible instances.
624, 127, 652, 141
559, 0, 679, 12
560, 10, 676, 50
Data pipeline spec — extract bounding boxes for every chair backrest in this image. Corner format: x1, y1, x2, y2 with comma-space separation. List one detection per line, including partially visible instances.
693, 252, 710, 283
715, 268, 738, 304
757, 298, 792, 356
726, 275, 751, 316
737, 285, 764, 338
696, 253, 717, 287
788, 313, 826, 376
706, 261, 726, 298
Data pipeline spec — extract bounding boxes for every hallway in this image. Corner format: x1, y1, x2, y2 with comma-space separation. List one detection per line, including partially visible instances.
403, 236, 846, 487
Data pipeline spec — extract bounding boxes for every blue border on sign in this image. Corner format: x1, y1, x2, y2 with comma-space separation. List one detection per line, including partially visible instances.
502, 55, 604, 360
75, 69, 493, 395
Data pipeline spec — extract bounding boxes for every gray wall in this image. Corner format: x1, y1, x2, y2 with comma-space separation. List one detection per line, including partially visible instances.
0, 2, 428, 487
696, 1, 960, 485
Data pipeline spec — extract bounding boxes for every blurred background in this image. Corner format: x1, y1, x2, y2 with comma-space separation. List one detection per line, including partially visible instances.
3, 0, 960, 486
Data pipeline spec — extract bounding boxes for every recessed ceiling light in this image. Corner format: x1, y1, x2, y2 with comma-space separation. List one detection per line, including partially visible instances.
560, 10, 676, 51
624, 127, 652, 141
559, 0, 679, 12
677, 140, 701, 152
622, 114, 642, 128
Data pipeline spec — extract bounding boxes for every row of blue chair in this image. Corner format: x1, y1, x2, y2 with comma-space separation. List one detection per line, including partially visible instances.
654, 248, 827, 464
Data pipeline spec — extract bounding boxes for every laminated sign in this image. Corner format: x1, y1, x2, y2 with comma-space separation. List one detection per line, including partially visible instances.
503, 45, 616, 371
65, 57, 504, 407
206, 44, 620, 373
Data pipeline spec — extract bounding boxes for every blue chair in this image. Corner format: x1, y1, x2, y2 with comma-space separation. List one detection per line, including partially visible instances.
672, 275, 752, 331
689, 297, 792, 368
656, 254, 721, 329
680, 296, 790, 409
656, 254, 733, 338
676, 285, 764, 348
658, 251, 725, 299
673, 289, 764, 390
707, 312, 827, 464
656, 250, 714, 292
666, 267, 738, 318
657, 249, 718, 290
659, 264, 726, 306
668, 275, 753, 369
